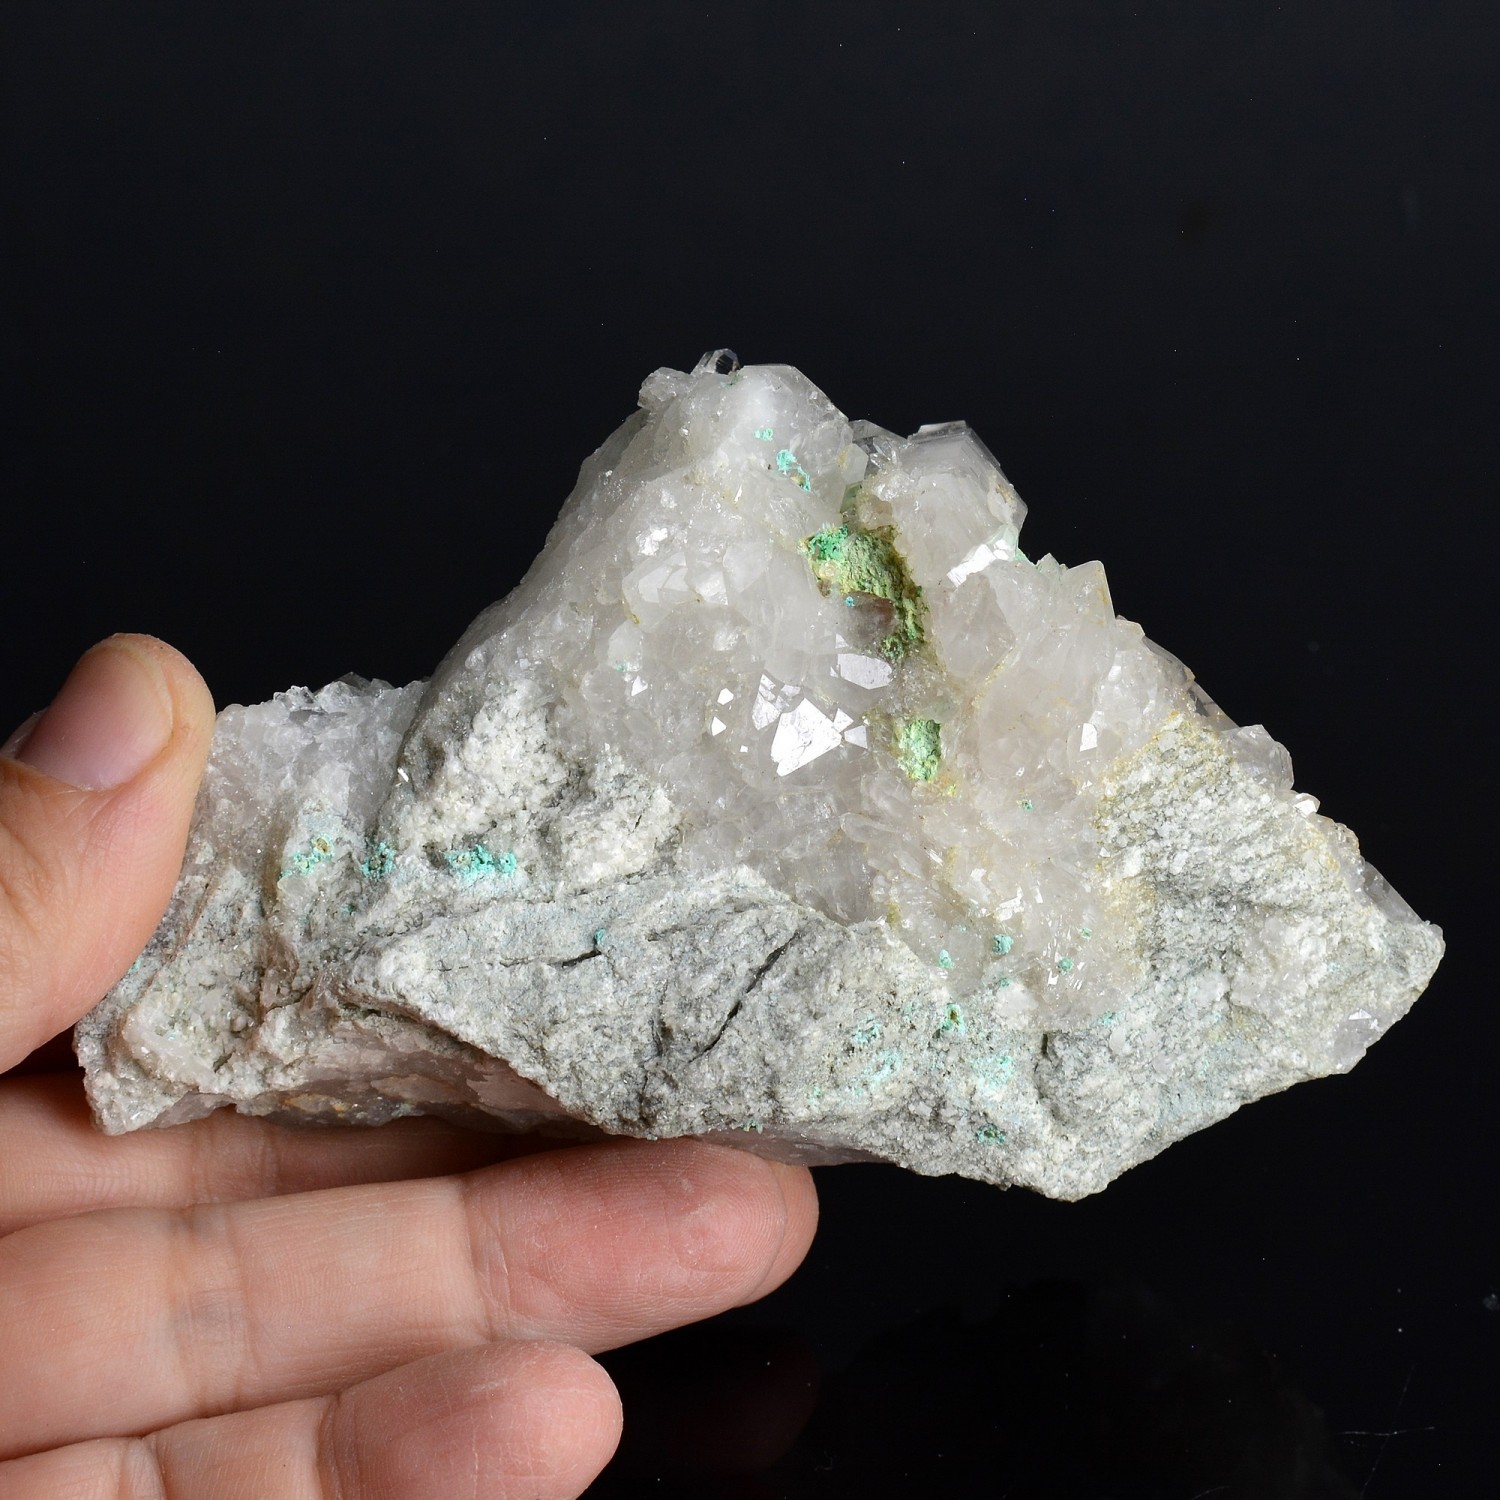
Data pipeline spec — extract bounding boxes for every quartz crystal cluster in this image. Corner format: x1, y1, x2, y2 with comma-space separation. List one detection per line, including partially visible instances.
77, 354, 1443, 1199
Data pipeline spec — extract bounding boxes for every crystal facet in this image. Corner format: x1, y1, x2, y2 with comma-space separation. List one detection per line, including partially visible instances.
76, 356, 1443, 1198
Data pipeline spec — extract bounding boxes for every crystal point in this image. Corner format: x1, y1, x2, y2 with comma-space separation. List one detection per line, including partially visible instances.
77, 357, 1443, 1198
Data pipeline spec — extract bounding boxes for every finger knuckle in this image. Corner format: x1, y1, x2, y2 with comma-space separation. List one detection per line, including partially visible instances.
460, 1174, 522, 1339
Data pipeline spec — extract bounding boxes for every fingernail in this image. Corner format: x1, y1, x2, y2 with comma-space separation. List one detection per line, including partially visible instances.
4, 639, 175, 790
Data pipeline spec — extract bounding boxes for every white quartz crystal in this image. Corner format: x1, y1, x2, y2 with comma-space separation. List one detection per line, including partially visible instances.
76, 354, 1443, 1198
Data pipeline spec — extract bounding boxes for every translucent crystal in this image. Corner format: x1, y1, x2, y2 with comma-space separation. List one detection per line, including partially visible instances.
76, 356, 1444, 1199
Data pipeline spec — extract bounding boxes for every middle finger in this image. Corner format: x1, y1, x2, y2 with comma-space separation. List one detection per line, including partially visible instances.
0, 1137, 813, 1460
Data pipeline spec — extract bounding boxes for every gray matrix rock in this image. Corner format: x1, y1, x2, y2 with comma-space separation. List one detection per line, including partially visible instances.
77, 353, 1443, 1199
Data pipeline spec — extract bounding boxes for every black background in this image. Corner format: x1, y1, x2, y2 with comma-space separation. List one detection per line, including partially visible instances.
2, 3, 1495, 1495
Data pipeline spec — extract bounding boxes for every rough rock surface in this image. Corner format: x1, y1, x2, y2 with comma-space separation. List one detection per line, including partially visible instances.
77, 354, 1443, 1199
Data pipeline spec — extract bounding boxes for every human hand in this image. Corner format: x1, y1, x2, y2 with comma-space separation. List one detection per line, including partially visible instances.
0, 636, 818, 1498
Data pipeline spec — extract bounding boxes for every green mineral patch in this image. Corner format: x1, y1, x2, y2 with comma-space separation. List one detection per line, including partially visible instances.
863, 1047, 902, 1087
896, 717, 942, 783
444, 844, 517, 884
936, 1002, 966, 1036
801, 522, 926, 660
775, 448, 811, 491
282, 834, 333, 879
971, 1052, 1015, 1090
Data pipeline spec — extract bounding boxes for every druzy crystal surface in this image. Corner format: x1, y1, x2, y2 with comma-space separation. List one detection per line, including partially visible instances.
77, 354, 1443, 1198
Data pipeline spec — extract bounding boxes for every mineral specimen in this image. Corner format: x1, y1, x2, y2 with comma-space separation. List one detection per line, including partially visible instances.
76, 353, 1443, 1199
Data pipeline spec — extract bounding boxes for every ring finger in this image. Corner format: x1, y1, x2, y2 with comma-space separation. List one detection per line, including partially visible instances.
0, 1341, 622, 1500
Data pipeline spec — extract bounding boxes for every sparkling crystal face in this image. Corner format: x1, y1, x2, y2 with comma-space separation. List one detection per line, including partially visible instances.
497, 355, 1208, 1025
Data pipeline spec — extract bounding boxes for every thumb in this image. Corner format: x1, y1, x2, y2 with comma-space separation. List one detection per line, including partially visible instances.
0, 635, 214, 1070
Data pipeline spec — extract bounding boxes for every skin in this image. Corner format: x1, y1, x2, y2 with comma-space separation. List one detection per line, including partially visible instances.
0, 635, 819, 1499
